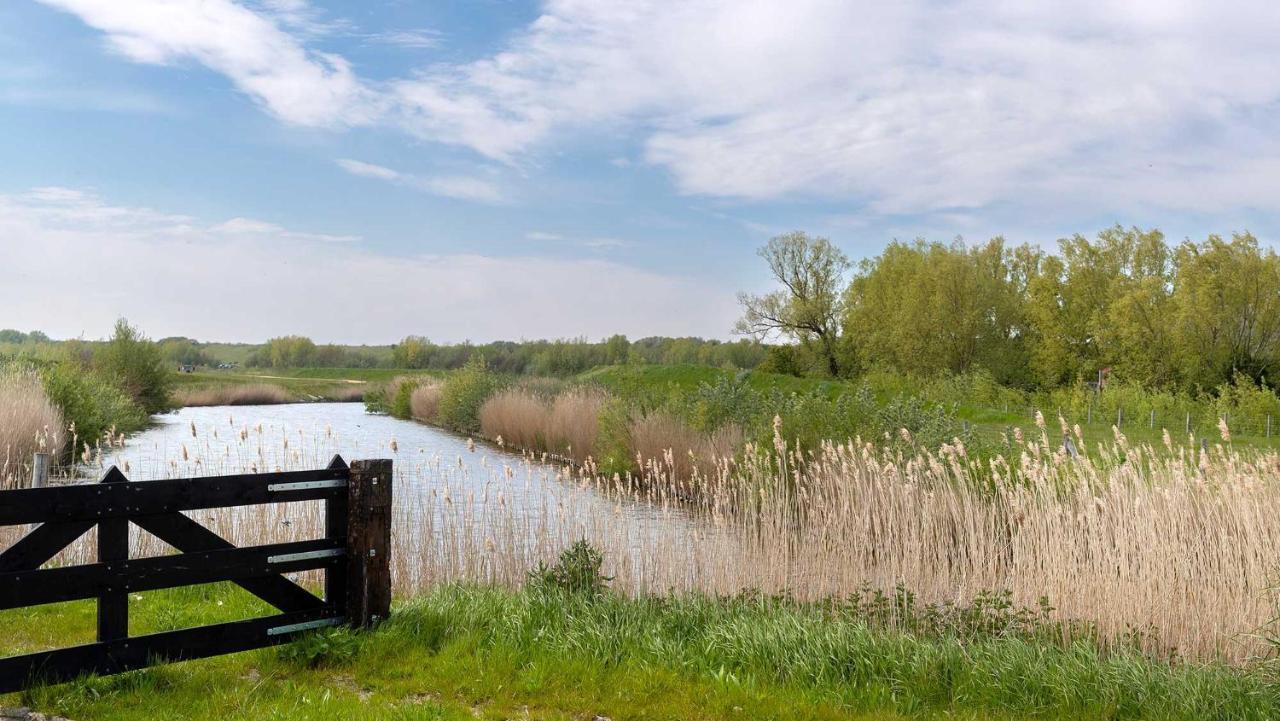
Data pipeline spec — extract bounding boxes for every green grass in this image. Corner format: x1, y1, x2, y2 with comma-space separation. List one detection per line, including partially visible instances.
580, 363, 844, 401
3, 584, 1276, 721
172, 368, 440, 404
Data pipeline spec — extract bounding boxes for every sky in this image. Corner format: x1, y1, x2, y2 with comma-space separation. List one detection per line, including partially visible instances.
2, 0, 1280, 344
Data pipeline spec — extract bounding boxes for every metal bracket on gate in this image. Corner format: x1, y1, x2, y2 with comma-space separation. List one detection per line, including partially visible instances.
267, 617, 345, 636
267, 548, 345, 565
267, 480, 347, 492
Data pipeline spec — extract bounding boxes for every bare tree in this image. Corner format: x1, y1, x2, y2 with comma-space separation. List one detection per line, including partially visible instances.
736, 231, 850, 376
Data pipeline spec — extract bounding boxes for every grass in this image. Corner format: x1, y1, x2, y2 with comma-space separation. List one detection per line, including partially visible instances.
171, 369, 413, 405
4, 583, 1277, 721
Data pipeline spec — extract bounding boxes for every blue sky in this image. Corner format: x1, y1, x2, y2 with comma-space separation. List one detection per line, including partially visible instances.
3, 1, 1279, 343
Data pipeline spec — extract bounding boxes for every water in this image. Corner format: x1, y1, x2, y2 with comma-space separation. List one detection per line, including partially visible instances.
90, 403, 734, 592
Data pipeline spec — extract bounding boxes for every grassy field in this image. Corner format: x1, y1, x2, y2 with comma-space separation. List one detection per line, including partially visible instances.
171, 368, 440, 405
4, 582, 1277, 721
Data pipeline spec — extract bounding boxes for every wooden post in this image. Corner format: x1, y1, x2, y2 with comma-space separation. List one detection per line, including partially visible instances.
1267, 415, 1272, 438
31, 453, 50, 489
325, 455, 350, 617
97, 466, 129, 643
346, 459, 392, 628
1149, 409, 1155, 429
1185, 412, 1191, 435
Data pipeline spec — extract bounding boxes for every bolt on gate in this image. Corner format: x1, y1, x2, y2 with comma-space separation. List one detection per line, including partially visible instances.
0, 455, 392, 694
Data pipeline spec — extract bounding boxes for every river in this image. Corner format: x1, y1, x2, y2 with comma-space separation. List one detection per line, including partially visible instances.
89, 402, 742, 594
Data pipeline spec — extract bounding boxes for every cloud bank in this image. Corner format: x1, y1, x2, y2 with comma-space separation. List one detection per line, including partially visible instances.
38, 0, 1280, 217
0, 188, 738, 343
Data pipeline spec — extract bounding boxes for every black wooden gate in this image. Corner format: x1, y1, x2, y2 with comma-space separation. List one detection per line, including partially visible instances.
0, 455, 392, 693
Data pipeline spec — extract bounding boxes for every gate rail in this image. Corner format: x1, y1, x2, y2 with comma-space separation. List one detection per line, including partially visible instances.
0, 455, 392, 693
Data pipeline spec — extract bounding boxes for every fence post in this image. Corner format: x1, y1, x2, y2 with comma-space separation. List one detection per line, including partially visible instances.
1117, 407, 1123, 428
30, 453, 50, 489
1185, 412, 1191, 435
346, 459, 393, 628
97, 467, 129, 643
1268, 415, 1272, 438
1149, 409, 1155, 429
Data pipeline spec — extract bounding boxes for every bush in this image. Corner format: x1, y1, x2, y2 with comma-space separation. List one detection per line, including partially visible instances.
526, 540, 611, 597
38, 362, 149, 449
436, 357, 504, 434
95, 319, 173, 414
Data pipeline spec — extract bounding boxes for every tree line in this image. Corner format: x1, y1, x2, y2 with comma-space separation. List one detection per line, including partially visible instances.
249, 335, 767, 374
741, 228, 1280, 392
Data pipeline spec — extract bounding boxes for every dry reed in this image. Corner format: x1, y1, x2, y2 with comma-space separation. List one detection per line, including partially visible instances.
545, 389, 606, 463
0, 370, 65, 489
174, 384, 292, 407
7, 417, 1279, 663
629, 410, 742, 479
410, 382, 443, 423
479, 389, 549, 450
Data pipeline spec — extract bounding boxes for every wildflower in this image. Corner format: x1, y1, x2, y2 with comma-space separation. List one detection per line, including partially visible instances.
1218, 417, 1231, 443
1034, 410, 1046, 430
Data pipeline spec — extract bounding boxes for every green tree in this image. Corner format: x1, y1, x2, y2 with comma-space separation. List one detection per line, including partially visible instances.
1170, 233, 1280, 388
265, 335, 316, 368
392, 335, 434, 368
737, 231, 851, 377
95, 319, 173, 414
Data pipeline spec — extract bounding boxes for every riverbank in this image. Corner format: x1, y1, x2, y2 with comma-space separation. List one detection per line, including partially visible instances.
5, 581, 1277, 721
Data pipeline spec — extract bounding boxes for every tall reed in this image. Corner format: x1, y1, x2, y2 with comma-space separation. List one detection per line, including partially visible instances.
0, 370, 65, 488
409, 382, 443, 423
11, 416, 1279, 663
174, 383, 291, 406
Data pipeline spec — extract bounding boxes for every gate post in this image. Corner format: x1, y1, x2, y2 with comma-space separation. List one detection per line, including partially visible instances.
346, 459, 392, 627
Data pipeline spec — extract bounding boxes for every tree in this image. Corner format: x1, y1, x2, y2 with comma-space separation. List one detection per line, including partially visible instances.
265, 336, 316, 368
843, 238, 1038, 385
392, 336, 434, 368
96, 319, 173, 414
737, 232, 851, 377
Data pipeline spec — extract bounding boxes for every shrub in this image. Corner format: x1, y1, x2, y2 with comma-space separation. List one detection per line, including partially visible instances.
95, 319, 174, 414
594, 397, 634, 476
38, 362, 148, 449
526, 540, 611, 597
436, 357, 504, 434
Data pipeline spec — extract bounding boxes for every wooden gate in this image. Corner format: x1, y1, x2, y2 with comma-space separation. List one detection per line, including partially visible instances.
0, 455, 392, 693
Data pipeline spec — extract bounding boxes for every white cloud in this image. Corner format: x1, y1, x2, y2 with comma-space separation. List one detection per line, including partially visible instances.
39, 0, 377, 126
0, 188, 737, 343
335, 158, 503, 203
364, 29, 442, 50
524, 231, 562, 241
40, 0, 1280, 217
335, 158, 401, 182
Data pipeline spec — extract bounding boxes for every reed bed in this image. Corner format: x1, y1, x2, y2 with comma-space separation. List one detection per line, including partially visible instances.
175, 384, 292, 406
5, 415, 1279, 663
0, 370, 65, 489
479, 387, 607, 463
629, 410, 743, 480
409, 382, 443, 423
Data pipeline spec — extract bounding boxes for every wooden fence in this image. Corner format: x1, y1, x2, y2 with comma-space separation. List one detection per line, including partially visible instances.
0, 455, 392, 694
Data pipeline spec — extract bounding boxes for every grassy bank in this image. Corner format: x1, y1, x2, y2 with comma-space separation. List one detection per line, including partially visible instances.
4, 580, 1277, 721
172, 371, 370, 406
